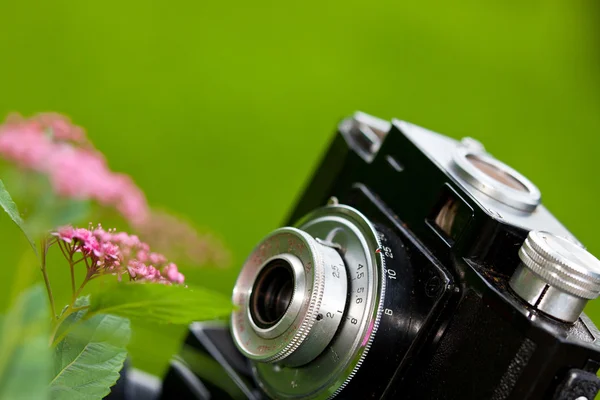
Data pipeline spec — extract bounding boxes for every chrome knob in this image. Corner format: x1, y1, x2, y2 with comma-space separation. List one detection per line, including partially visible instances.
510, 230, 600, 322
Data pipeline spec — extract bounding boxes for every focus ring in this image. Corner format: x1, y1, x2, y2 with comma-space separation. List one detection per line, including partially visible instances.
270, 238, 324, 363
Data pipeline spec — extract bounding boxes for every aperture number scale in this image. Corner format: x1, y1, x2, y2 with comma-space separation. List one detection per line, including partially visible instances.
378, 231, 397, 317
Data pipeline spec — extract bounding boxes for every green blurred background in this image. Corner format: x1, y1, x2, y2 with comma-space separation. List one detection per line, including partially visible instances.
0, 0, 599, 376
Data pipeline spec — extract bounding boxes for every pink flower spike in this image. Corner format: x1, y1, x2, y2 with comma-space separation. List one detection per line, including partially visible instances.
0, 113, 151, 224
50, 224, 185, 284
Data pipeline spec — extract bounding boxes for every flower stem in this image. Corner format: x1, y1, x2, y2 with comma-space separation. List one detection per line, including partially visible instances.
72, 275, 90, 305
49, 274, 92, 346
69, 263, 76, 296
40, 238, 57, 319
58, 240, 76, 296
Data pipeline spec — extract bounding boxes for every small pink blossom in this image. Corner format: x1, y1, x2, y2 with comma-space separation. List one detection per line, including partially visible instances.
136, 250, 149, 263
92, 226, 113, 243
127, 260, 148, 279
145, 266, 163, 281
73, 227, 94, 244
149, 252, 166, 265
100, 242, 121, 270
102, 242, 120, 261
82, 236, 102, 257
163, 263, 185, 284
52, 226, 75, 243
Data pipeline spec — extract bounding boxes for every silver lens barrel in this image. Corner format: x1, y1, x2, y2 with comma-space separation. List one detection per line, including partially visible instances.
231, 205, 386, 399
232, 227, 348, 366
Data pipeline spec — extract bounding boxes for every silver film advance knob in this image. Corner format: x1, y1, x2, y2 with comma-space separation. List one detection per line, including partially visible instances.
509, 231, 600, 323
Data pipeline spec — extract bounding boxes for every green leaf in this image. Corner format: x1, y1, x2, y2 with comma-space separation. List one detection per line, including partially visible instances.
50, 297, 130, 400
89, 283, 232, 324
0, 284, 51, 400
0, 179, 37, 255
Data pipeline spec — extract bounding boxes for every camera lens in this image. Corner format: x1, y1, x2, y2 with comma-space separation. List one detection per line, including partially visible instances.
231, 205, 389, 399
231, 227, 348, 366
249, 259, 295, 329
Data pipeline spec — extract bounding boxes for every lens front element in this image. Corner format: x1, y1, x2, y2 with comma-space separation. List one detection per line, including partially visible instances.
250, 258, 295, 329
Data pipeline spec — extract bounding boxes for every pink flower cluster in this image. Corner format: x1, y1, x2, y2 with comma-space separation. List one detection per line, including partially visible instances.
52, 225, 185, 284
0, 113, 149, 224
0, 112, 230, 269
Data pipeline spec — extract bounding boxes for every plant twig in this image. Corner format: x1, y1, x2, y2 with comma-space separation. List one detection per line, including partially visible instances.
49, 268, 93, 345
71, 274, 90, 305
58, 240, 76, 296
40, 238, 56, 319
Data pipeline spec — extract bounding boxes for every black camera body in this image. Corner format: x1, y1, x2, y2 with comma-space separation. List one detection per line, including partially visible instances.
155, 112, 600, 400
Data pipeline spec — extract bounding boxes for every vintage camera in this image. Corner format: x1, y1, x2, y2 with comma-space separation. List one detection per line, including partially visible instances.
154, 112, 600, 400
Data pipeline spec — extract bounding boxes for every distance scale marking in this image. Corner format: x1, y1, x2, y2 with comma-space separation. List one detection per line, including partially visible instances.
335, 223, 415, 399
